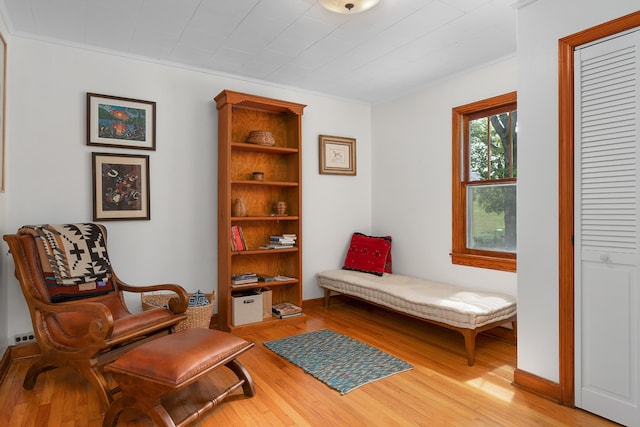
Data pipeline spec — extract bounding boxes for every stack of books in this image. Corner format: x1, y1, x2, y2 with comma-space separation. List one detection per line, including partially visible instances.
272, 301, 302, 319
231, 273, 258, 287
260, 233, 297, 249
257, 274, 275, 282
230, 225, 247, 251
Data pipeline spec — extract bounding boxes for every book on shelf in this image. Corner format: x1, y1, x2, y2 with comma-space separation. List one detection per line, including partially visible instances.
230, 225, 247, 251
231, 272, 258, 285
272, 302, 302, 316
269, 234, 297, 244
273, 311, 303, 319
232, 272, 258, 280
273, 275, 295, 281
231, 282, 259, 288
257, 274, 275, 282
238, 226, 247, 249
259, 243, 295, 249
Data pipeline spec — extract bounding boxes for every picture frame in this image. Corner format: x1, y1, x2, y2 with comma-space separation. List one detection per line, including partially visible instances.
319, 135, 356, 176
92, 153, 150, 221
87, 93, 156, 150
0, 33, 6, 192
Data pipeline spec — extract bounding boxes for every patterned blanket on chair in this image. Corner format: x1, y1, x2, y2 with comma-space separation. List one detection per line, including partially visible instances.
20, 224, 112, 286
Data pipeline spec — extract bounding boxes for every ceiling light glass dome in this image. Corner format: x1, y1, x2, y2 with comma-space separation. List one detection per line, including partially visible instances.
320, 0, 380, 14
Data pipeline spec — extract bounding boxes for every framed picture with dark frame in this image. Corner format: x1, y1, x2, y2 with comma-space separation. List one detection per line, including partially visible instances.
92, 152, 150, 221
87, 93, 156, 150
319, 135, 356, 176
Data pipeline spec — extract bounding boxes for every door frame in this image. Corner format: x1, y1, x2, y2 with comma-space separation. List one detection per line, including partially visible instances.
558, 10, 640, 406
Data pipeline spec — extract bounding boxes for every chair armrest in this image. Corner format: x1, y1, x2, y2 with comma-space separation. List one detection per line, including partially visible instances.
30, 298, 115, 342
115, 278, 189, 315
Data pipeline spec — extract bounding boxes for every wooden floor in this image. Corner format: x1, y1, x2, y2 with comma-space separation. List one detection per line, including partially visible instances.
0, 299, 619, 426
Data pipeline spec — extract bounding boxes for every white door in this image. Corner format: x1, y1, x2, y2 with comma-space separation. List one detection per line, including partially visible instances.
575, 30, 640, 427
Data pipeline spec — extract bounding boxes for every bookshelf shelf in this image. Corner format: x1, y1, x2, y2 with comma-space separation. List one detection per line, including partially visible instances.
231, 278, 299, 290
231, 180, 299, 187
216, 90, 306, 333
232, 248, 299, 255
231, 142, 298, 154
231, 216, 299, 221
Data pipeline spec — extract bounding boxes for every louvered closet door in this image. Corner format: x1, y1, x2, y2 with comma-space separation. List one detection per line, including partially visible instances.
574, 29, 640, 427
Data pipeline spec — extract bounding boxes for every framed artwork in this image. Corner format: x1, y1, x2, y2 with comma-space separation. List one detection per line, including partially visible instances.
319, 135, 356, 176
0, 33, 6, 192
92, 153, 150, 221
87, 93, 156, 150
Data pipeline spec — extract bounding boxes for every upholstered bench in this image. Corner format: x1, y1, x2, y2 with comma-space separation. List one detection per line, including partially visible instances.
317, 269, 517, 365
102, 328, 255, 427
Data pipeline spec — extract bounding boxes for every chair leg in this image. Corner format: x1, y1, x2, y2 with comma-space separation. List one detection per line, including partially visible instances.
75, 364, 114, 410
23, 359, 56, 390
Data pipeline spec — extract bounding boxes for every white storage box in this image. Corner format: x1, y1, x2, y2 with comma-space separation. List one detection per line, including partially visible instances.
232, 291, 263, 326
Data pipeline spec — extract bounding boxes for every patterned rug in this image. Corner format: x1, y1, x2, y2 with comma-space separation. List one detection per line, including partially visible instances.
263, 329, 412, 395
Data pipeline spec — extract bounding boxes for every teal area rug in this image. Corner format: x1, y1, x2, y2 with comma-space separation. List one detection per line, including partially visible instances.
263, 329, 412, 395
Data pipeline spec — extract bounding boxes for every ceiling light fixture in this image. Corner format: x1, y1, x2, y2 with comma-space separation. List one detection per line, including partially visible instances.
320, 0, 380, 14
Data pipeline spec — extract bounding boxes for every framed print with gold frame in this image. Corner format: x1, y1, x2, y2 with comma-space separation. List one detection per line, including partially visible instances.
319, 135, 356, 176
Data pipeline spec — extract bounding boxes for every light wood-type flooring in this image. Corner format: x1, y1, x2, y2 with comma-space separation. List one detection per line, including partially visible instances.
0, 299, 619, 426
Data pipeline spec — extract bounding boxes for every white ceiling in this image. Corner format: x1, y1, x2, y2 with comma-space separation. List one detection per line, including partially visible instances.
0, 0, 517, 103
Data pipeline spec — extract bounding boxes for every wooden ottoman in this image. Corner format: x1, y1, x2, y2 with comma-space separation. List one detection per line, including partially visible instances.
102, 328, 255, 427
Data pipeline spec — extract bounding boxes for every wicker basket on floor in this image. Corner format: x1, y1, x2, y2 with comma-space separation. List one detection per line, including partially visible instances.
141, 291, 215, 332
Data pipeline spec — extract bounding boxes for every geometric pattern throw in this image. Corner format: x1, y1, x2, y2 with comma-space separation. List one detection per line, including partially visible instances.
20, 223, 112, 286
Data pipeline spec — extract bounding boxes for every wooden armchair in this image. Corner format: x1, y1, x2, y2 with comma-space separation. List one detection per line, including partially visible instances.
3, 223, 189, 410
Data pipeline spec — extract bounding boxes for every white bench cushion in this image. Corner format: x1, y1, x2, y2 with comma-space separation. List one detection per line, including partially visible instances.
317, 269, 516, 329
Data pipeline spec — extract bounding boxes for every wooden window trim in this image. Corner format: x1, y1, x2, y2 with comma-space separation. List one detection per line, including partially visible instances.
451, 91, 517, 273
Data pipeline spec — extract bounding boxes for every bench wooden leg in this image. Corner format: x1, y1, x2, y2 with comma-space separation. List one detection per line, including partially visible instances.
324, 289, 331, 308
462, 329, 477, 366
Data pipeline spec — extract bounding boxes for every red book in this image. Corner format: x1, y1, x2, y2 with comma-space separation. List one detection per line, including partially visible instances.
231, 225, 244, 251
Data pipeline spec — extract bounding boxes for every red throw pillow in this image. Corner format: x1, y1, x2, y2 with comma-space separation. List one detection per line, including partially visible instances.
342, 233, 392, 276
383, 238, 393, 274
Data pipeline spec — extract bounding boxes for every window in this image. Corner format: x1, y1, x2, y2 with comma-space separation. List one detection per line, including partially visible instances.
451, 92, 517, 272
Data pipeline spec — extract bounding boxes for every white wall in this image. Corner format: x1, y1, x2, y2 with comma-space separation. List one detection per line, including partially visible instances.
1, 36, 372, 340
371, 57, 517, 297
516, 0, 639, 382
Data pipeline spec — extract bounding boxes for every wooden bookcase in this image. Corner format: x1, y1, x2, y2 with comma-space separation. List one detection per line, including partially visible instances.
215, 90, 306, 333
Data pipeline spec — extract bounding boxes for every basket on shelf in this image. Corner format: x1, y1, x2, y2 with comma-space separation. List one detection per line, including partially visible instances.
141, 291, 215, 332
246, 130, 275, 146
